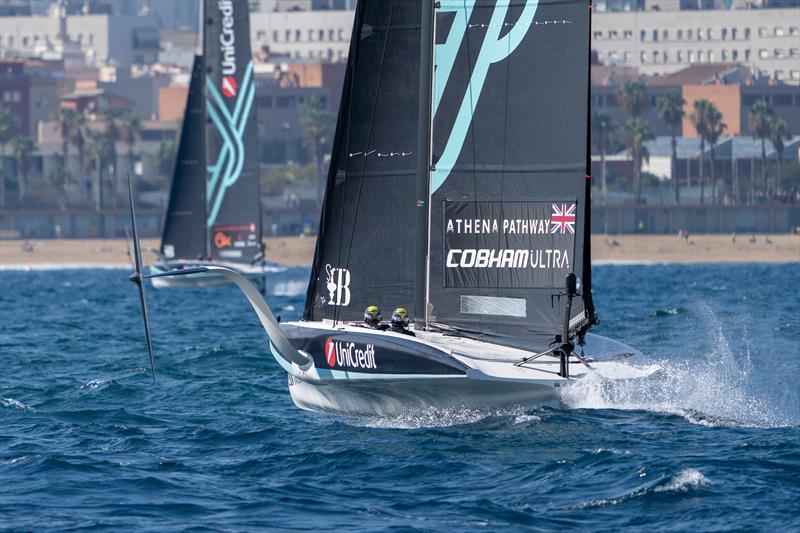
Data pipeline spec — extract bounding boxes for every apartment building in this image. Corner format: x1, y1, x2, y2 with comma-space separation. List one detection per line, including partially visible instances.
592, 7, 800, 83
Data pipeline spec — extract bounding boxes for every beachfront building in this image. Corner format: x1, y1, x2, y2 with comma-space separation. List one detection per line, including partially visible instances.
591, 5, 800, 84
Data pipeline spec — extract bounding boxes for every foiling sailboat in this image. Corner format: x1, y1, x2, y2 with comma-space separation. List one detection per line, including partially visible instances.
130, 0, 642, 415
149, 0, 282, 289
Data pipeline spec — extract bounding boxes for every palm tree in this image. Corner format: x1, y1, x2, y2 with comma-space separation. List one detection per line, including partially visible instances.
56, 107, 76, 165
119, 110, 141, 169
619, 78, 649, 118
748, 99, 774, 195
47, 166, 69, 209
656, 89, 685, 204
84, 129, 113, 210
0, 106, 15, 207
769, 117, 790, 179
11, 136, 34, 203
156, 140, 176, 179
705, 109, 726, 204
691, 99, 715, 205
621, 118, 655, 203
591, 110, 612, 200
298, 96, 336, 205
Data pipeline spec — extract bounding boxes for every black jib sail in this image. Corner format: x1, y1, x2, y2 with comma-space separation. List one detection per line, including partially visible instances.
203, 0, 262, 263
304, 0, 425, 321
161, 55, 208, 261
305, 0, 595, 352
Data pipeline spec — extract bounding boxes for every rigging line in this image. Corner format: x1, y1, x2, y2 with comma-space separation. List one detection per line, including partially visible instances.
498, 7, 513, 302
329, 0, 365, 324
335, 0, 396, 326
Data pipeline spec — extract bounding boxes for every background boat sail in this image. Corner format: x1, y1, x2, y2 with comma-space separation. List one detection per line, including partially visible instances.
150, 0, 281, 288
133, 0, 643, 414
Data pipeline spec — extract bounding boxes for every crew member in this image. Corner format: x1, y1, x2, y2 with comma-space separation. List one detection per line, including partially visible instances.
363, 306, 387, 330
389, 307, 415, 336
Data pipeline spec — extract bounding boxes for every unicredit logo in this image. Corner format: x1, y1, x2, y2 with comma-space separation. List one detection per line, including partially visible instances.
324, 338, 377, 369
218, 0, 236, 76
221, 75, 237, 98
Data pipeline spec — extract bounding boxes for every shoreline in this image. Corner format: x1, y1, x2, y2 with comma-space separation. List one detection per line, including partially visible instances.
1, 234, 797, 269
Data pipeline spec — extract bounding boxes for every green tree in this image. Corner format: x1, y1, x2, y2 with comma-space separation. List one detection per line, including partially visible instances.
156, 139, 176, 179
0, 106, 15, 207
769, 116, 790, 179
11, 136, 34, 203
656, 89, 685, 204
621, 118, 655, 203
119, 110, 141, 167
591, 110, 612, 200
619, 78, 649, 118
691, 99, 718, 205
298, 96, 336, 204
101, 108, 122, 187
706, 109, 726, 204
47, 166, 70, 209
748, 99, 774, 194
84, 129, 113, 210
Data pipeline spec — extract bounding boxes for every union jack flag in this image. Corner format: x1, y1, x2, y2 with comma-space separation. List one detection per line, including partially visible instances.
550, 203, 576, 235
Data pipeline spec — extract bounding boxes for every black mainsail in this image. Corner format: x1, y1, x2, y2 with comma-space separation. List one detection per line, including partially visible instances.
161, 0, 262, 264
305, 0, 595, 352
161, 55, 208, 261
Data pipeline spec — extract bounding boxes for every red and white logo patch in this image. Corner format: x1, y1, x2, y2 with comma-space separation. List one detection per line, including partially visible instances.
325, 338, 336, 367
221, 76, 237, 98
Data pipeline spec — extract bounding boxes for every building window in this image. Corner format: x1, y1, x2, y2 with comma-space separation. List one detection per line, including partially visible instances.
2, 90, 21, 103
708, 51, 714, 62
318, 29, 324, 41
745, 49, 751, 61
789, 27, 798, 37
677, 50, 683, 62
758, 27, 768, 37
732, 49, 738, 60
774, 70, 784, 81
273, 30, 278, 42
698, 50, 704, 62
698, 29, 704, 40
707, 28, 714, 40
745, 28, 750, 39
328, 29, 335, 40
593, 30, 603, 40
731, 28, 737, 40
662, 29, 668, 40
624, 51, 632, 63
609, 30, 618, 39
687, 29, 693, 39
721, 50, 727, 61
88, 34, 93, 45
790, 48, 798, 58
640, 29, 646, 41
775, 27, 784, 37
257, 31, 265, 39
663, 51, 668, 63
624, 30, 632, 39
774, 48, 783, 58
640, 51, 647, 63
790, 71, 800, 81
677, 29, 683, 40
759, 49, 769, 59
295, 30, 301, 41
308, 29, 314, 41
285, 30, 290, 42
652, 29, 658, 42
688, 50, 695, 63
773, 93, 792, 106
721, 28, 727, 40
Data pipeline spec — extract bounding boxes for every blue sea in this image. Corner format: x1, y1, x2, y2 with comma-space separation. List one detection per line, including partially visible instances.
1, 264, 798, 531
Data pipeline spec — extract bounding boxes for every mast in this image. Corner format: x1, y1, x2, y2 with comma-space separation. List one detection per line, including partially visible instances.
415, 1, 435, 328
582, 1, 596, 327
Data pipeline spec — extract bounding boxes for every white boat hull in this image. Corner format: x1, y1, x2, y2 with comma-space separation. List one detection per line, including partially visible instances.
149, 260, 284, 289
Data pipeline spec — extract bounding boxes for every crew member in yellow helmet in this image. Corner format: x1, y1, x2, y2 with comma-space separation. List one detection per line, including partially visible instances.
363, 306, 387, 330
389, 307, 415, 336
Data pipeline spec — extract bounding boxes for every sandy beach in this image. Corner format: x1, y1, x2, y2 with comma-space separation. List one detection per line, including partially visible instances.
1, 234, 797, 269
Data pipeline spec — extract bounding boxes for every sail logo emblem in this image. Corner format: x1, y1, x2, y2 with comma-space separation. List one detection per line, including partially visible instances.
324, 264, 351, 307
324, 338, 377, 369
550, 203, 576, 235
205, 61, 256, 228
221, 76, 237, 98
430, 0, 538, 194
214, 231, 232, 248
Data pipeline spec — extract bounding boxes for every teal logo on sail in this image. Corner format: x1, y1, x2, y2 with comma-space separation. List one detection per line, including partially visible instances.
206, 60, 255, 227
431, 0, 539, 194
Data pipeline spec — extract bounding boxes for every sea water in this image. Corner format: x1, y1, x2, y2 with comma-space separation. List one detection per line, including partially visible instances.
1, 264, 798, 530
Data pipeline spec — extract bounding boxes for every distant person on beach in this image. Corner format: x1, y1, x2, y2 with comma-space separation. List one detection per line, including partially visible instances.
731, 233, 736, 245
749, 234, 757, 244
